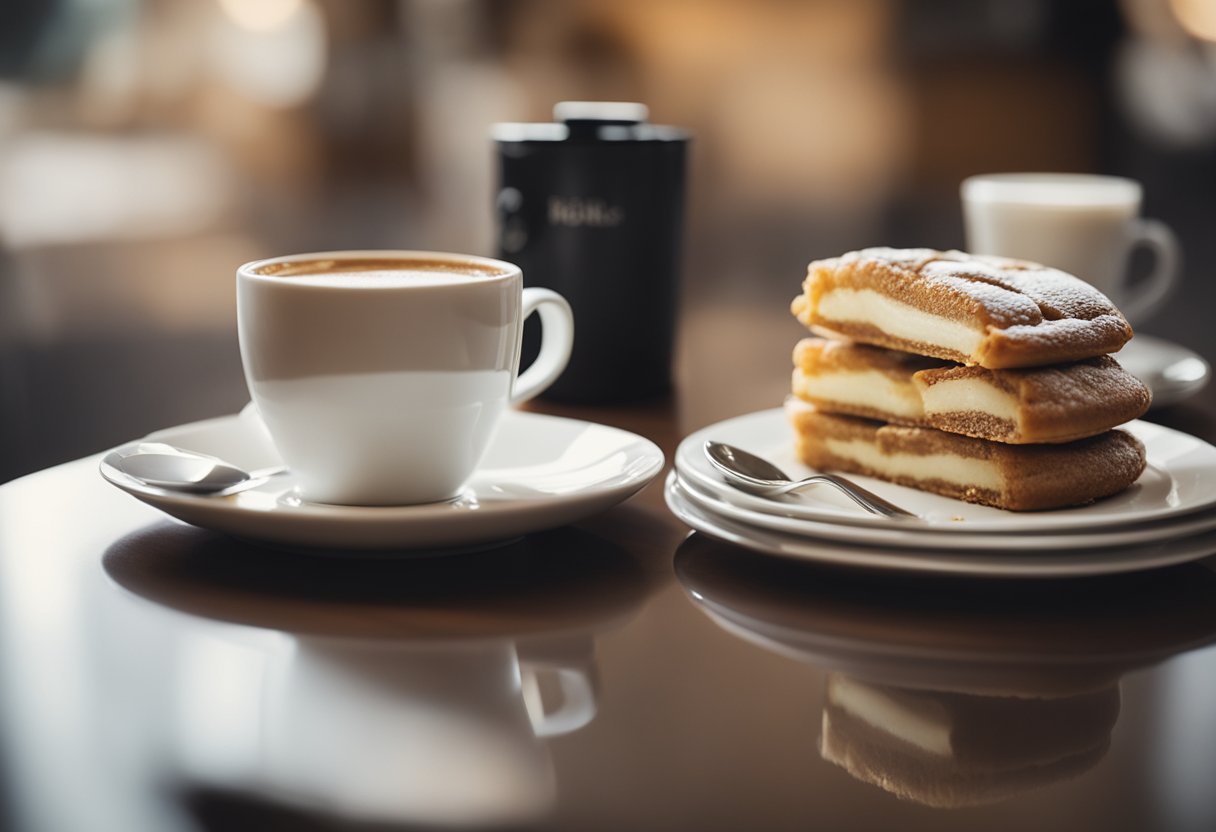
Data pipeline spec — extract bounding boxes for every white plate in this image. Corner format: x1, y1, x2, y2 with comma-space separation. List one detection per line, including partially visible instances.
677, 409, 1216, 533
101, 411, 664, 553
665, 473, 1216, 577
675, 469, 1216, 551
1119, 333, 1211, 408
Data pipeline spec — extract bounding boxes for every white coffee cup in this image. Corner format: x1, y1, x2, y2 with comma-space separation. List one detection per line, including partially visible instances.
237, 250, 574, 505
962, 173, 1181, 323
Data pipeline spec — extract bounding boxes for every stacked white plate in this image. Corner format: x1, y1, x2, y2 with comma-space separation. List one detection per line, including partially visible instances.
666, 408, 1216, 578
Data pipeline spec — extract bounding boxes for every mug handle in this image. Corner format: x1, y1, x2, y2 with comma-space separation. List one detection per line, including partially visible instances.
517, 635, 599, 738
511, 288, 574, 404
1120, 218, 1181, 323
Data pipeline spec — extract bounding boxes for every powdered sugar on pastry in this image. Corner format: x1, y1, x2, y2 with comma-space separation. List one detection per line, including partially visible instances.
791, 248, 1134, 368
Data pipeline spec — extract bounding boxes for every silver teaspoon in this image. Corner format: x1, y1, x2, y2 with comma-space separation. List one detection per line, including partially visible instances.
703, 441, 916, 519
115, 444, 287, 495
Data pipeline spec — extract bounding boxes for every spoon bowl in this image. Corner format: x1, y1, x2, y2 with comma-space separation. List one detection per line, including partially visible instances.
108, 443, 287, 496
703, 441, 916, 519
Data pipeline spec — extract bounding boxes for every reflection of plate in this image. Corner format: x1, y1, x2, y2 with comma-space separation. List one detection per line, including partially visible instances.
1118, 333, 1211, 408
675, 534, 1182, 809
676, 408, 1216, 532
667, 474, 1216, 577
674, 532, 1216, 693
100, 410, 664, 552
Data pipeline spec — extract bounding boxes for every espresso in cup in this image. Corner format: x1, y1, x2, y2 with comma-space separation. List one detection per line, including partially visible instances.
237, 251, 574, 506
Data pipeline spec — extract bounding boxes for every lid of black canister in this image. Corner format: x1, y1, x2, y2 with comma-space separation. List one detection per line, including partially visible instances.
492, 101, 689, 144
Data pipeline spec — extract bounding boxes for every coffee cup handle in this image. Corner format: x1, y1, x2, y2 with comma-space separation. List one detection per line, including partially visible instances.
1121, 218, 1181, 323
512, 288, 574, 404
518, 636, 598, 738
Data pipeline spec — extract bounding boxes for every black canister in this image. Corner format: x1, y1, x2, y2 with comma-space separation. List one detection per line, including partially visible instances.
493, 102, 689, 403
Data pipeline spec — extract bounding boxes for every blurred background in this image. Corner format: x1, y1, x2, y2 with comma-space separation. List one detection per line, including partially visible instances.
2, 0, 1216, 482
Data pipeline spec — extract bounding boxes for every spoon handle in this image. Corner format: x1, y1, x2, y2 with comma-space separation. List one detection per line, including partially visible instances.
249, 464, 290, 480
778, 474, 916, 519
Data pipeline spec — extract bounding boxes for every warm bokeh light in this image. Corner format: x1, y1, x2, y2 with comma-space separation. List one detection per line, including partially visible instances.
217, 0, 304, 33
1, 0, 1214, 491
209, 0, 325, 108
1170, 0, 1216, 41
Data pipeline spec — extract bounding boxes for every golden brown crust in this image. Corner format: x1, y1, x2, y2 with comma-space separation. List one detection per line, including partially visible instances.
787, 402, 1147, 511
791, 248, 1134, 368
793, 337, 946, 376
792, 338, 1150, 444
916, 355, 1152, 444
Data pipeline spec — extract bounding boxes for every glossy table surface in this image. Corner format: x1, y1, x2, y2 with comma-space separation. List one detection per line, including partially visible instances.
3, 300, 1216, 832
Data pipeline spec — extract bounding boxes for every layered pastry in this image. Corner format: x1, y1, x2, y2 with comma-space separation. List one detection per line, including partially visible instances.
790, 248, 1133, 369
787, 399, 1146, 511
820, 674, 1120, 808
792, 338, 1151, 444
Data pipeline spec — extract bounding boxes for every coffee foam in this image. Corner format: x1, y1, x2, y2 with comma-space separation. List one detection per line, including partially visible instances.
254, 257, 513, 288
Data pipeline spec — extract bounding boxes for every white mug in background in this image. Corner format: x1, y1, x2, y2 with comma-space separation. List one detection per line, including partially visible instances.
237, 251, 574, 506
962, 173, 1181, 323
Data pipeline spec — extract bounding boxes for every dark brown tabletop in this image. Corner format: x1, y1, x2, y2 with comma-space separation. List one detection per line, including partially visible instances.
2, 295, 1216, 832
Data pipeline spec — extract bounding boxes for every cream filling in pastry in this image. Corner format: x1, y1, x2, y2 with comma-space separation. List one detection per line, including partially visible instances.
919, 378, 1020, 423
801, 370, 925, 419
826, 675, 952, 756
822, 438, 1004, 493
816, 289, 984, 356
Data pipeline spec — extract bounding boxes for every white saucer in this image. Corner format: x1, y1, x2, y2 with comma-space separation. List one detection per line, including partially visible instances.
1119, 333, 1211, 408
674, 468, 1216, 551
665, 473, 1216, 577
100, 411, 664, 553
676, 409, 1216, 533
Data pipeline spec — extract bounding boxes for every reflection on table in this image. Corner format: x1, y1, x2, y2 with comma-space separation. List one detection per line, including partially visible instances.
5, 522, 660, 831
675, 532, 1216, 809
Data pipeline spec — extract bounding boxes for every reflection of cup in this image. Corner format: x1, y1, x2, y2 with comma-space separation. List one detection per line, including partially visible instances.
261, 636, 597, 826
236, 251, 574, 505
102, 523, 663, 827
962, 173, 1180, 323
